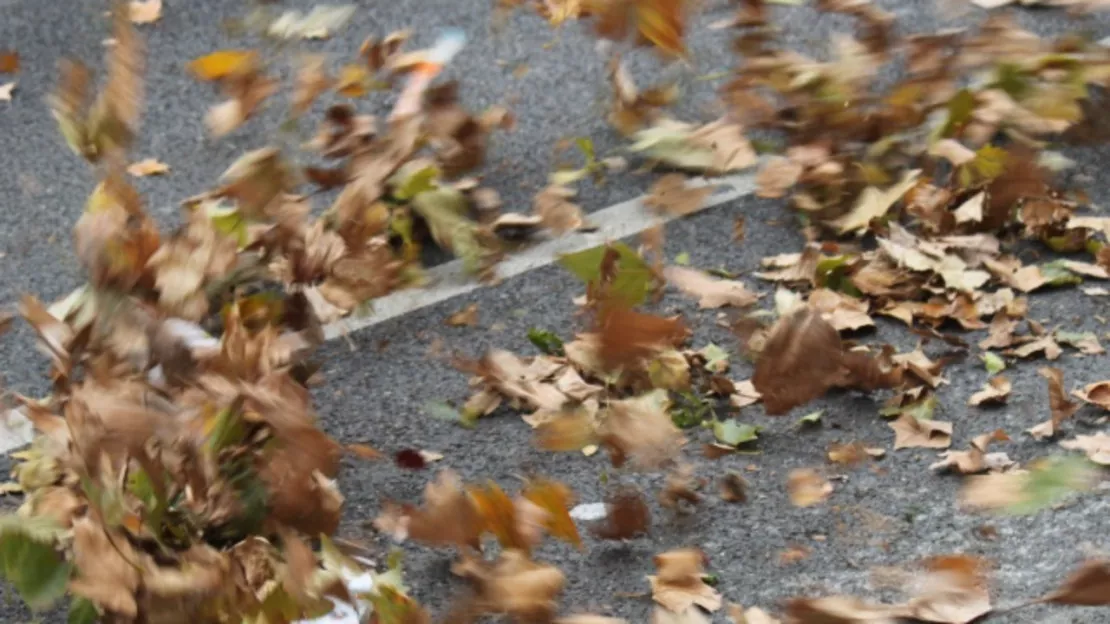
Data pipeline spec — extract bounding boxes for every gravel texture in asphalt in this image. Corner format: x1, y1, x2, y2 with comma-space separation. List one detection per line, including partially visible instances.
2, 0, 1110, 622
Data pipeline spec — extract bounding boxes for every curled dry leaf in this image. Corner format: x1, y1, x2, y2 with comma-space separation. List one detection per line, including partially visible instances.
968, 376, 1011, 406
1027, 367, 1079, 440
600, 391, 685, 469
445, 303, 480, 327
807, 288, 874, 332
931, 429, 1012, 474
664, 266, 759, 309
455, 550, 566, 622
1073, 380, 1110, 411
787, 468, 833, 507
649, 548, 723, 614
889, 414, 952, 450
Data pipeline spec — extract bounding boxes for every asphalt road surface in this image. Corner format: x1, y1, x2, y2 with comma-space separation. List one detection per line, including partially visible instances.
3, 0, 1110, 622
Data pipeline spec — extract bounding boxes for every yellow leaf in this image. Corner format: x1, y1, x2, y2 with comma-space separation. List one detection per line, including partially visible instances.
186, 50, 257, 82
335, 63, 371, 98
635, 0, 687, 58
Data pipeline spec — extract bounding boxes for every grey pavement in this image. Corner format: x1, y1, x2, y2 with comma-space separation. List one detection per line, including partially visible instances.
2, 0, 1110, 622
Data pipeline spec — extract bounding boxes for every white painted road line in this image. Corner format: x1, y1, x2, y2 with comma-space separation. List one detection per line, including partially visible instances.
323, 171, 757, 340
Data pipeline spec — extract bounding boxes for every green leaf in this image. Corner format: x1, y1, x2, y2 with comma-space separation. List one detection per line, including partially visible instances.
411, 188, 488, 274
0, 516, 71, 611
206, 407, 245, 454
68, 597, 100, 624
424, 401, 475, 429
712, 419, 759, 447
880, 394, 937, 420
389, 161, 441, 201
674, 252, 691, 266
699, 343, 729, 374
1040, 260, 1084, 287
558, 242, 653, 307
1008, 456, 1095, 516
797, 410, 823, 427
550, 168, 589, 187
628, 124, 714, 171
941, 89, 977, 138
815, 254, 862, 296
575, 137, 598, 168
527, 328, 565, 356
981, 352, 1006, 375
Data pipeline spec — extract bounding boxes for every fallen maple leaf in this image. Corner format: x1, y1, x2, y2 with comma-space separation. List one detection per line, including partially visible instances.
649, 548, 723, 614
664, 266, 759, 309
931, 430, 1012, 474
830, 170, 921, 234
1060, 432, 1110, 465
968, 376, 1011, 406
752, 306, 901, 415
889, 414, 952, 449
1041, 560, 1110, 606
906, 555, 992, 624
787, 468, 833, 507
129, 0, 162, 24
645, 174, 713, 217
126, 158, 169, 177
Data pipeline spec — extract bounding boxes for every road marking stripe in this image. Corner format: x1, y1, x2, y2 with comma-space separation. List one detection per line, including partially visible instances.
322, 171, 757, 340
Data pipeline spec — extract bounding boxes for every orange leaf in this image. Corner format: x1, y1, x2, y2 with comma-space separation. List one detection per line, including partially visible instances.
187, 50, 257, 81
469, 482, 529, 551
522, 478, 582, 549
634, 0, 687, 58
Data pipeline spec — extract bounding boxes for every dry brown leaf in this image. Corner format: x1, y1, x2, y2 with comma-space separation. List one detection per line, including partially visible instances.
374, 470, 483, 548
889, 414, 952, 449
786, 468, 833, 507
968, 376, 1011, 406
456, 550, 566, 621
645, 174, 713, 217
0, 51, 18, 74
600, 392, 684, 470
830, 170, 921, 234
534, 184, 585, 233
445, 303, 480, 327
596, 306, 689, 371
755, 157, 803, 199
784, 595, 905, 623
931, 430, 1012, 474
753, 307, 900, 415
1060, 432, 1110, 465
906, 555, 992, 624
1004, 335, 1062, 361
1027, 367, 1079, 440
719, 473, 748, 503
126, 158, 169, 177
590, 486, 651, 539
1074, 380, 1110, 410
129, 0, 162, 24
729, 379, 762, 409
1042, 560, 1110, 606
727, 604, 781, 624
649, 548, 723, 614
807, 288, 874, 332
664, 266, 759, 309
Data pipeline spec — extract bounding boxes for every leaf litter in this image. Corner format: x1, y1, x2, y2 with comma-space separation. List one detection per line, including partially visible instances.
3, 0, 1110, 622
